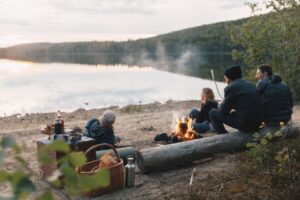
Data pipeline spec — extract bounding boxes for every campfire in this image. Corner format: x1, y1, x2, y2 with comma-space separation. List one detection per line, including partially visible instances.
172, 117, 198, 141
154, 116, 199, 143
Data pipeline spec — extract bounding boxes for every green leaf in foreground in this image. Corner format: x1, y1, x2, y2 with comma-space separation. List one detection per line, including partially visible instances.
37, 191, 54, 200
14, 156, 27, 166
253, 133, 260, 139
266, 132, 273, 140
37, 150, 53, 165
61, 167, 79, 188
9, 171, 36, 198
79, 169, 110, 192
47, 140, 70, 153
68, 152, 87, 167
1, 136, 16, 149
260, 138, 268, 145
246, 142, 256, 148
0, 171, 8, 182
93, 169, 110, 187
13, 145, 22, 154
274, 131, 283, 137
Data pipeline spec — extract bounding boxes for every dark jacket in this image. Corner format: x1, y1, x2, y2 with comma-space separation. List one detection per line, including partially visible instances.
198, 100, 219, 123
189, 100, 218, 123
256, 74, 293, 123
221, 79, 263, 131
85, 118, 115, 146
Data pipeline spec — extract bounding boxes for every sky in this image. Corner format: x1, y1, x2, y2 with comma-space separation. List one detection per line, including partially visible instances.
0, 0, 265, 47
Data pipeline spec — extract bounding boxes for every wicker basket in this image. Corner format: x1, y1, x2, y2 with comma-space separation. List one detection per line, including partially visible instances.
77, 143, 125, 197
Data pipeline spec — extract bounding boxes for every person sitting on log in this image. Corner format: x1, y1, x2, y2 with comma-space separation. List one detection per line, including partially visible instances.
209, 65, 263, 134
255, 64, 293, 126
189, 87, 218, 134
85, 110, 120, 149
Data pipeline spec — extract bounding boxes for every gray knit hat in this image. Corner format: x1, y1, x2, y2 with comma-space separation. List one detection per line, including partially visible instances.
99, 110, 116, 126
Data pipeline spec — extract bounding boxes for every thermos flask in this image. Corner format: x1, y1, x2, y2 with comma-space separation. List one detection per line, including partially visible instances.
125, 156, 135, 187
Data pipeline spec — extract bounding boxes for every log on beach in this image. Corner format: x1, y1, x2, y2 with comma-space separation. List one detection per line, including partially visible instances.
136, 125, 299, 174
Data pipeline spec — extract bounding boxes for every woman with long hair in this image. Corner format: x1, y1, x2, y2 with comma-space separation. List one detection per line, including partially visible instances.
189, 88, 218, 134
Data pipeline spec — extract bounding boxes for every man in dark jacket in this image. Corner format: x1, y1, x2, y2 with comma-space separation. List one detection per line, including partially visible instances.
256, 64, 293, 125
209, 66, 263, 134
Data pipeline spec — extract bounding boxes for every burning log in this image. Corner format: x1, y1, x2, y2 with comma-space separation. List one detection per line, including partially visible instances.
137, 125, 299, 173
154, 117, 199, 143
172, 117, 198, 141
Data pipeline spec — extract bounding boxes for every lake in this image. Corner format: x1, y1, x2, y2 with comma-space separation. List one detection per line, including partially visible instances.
0, 59, 225, 116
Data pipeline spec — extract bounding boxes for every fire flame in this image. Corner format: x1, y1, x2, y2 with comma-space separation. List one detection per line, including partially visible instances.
174, 117, 197, 141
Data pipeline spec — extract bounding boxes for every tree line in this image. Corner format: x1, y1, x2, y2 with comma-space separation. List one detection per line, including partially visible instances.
1, 1, 299, 98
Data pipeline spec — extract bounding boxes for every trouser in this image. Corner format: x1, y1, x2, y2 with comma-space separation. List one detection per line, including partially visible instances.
189, 108, 202, 123
189, 109, 211, 133
209, 109, 260, 134
192, 121, 210, 133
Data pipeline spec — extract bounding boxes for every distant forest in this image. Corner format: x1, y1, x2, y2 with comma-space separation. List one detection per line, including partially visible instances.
0, 18, 247, 80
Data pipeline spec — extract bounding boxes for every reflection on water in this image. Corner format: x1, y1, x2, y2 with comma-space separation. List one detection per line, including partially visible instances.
0, 59, 225, 116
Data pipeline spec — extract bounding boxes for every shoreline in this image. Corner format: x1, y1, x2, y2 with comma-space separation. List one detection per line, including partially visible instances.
1, 99, 299, 133
0, 99, 200, 119
0, 100, 200, 136
0, 99, 199, 118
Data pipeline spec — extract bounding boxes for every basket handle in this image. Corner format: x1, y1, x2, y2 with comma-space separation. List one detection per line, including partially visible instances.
84, 143, 121, 161
77, 143, 121, 174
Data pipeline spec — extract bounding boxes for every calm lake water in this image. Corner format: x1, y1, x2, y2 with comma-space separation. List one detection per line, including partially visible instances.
0, 59, 225, 116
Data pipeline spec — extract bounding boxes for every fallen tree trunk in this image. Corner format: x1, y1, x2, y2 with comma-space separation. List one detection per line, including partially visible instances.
136, 125, 299, 173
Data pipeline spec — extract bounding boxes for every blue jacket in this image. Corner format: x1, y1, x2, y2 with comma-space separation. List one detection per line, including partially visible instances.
85, 118, 115, 146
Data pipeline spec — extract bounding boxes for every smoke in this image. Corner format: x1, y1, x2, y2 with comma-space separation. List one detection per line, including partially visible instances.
171, 110, 180, 131
122, 42, 204, 75
170, 110, 189, 131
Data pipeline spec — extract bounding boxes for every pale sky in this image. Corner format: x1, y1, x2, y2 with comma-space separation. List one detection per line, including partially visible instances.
0, 0, 264, 47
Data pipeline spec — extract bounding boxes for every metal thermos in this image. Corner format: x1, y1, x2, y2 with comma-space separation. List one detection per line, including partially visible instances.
125, 156, 135, 187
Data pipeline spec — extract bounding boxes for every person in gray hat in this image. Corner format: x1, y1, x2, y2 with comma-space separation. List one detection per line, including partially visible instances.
85, 110, 120, 148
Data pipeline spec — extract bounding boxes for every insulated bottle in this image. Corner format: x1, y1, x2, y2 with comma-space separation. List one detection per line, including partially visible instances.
125, 156, 135, 187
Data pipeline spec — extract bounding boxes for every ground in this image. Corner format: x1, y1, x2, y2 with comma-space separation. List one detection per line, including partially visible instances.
0, 100, 299, 199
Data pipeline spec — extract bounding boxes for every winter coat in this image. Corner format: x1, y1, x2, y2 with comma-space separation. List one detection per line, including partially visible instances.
189, 100, 218, 123
85, 118, 115, 147
220, 78, 263, 131
256, 74, 293, 123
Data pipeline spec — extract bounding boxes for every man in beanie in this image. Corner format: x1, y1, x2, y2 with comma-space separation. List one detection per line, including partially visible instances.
256, 64, 293, 125
85, 110, 120, 147
209, 65, 263, 133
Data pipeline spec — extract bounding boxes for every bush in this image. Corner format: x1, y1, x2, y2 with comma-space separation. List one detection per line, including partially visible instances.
230, 0, 300, 99
0, 136, 109, 200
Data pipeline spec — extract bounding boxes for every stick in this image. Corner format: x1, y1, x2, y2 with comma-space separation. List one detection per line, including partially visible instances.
211, 69, 224, 100
189, 168, 196, 186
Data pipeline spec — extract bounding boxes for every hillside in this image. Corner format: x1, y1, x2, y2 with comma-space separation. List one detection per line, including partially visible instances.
0, 18, 248, 79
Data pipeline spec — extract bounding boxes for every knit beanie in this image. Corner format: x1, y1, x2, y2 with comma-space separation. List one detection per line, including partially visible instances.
224, 65, 242, 81
99, 110, 116, 126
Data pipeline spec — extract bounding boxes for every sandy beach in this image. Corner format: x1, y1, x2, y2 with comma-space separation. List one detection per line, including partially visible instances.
0, 100, 299, 199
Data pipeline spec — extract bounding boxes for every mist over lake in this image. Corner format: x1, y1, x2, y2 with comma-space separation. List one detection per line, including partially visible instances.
0, 59, 225, 116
